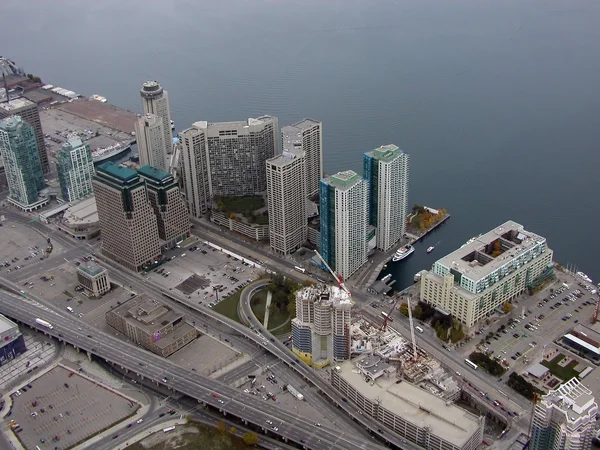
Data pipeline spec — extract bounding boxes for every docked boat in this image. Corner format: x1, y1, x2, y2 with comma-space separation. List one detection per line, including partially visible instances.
92, 141, 131, 163
381, 274, 392, 283
392, 245, 414, 262
426, 246, 435, 253
576, 272, 593, 283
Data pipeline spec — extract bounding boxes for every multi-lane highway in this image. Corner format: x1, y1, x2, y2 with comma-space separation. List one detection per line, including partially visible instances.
0, 290, 383, 450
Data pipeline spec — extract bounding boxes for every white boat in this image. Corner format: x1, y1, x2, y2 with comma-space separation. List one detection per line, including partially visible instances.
381, 274, 392, 283
576, 272, 593, 283
92, 141, 131, 163
426, 246, 435, 254
392, 245, 414, 262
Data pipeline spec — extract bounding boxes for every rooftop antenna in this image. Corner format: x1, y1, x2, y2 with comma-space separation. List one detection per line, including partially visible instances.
2, 73, 9, 103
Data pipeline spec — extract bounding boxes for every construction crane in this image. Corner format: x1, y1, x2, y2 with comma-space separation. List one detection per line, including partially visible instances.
380, 297, 400, 331
313, 251, 351, 296
406, 295, 418, 361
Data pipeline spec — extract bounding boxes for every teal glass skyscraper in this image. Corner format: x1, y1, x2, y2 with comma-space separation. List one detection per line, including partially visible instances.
56, 137, 94, 202
0, 116, 45, 210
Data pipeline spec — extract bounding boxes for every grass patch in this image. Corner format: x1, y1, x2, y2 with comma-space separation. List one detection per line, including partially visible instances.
217, 195, 264, 214
541, 354, 580, 381
252, 214, 268, 225
212, 290, 242, 323
250, 288, 291, 334
126, 422, 252, 450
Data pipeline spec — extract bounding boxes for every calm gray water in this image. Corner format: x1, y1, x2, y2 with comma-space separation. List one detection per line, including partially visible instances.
3, 0, 600, 288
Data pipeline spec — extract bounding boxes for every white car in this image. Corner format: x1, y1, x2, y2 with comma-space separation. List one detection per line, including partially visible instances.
136, 419, 144, 424
271, 426, 279, 432
265, 420, 273, 425
218, 399, 224, 404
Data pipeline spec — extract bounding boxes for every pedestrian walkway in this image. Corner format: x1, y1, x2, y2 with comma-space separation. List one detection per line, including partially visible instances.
263, 290, 272, 329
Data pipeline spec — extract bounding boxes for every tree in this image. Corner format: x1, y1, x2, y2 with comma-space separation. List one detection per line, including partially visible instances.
286, 300, 296, 316
228, 426, 237, 435
243, 432, 259, 446
217, 421, 226, 434
399, 303, 409, 317
501, 302, 512, 313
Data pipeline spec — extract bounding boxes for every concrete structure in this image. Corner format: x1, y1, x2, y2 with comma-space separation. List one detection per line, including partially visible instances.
211, 211, 269, 241
527, 362, 551, 380
319, 170, 369, 280
0, 96, 48, 173
266, 150, 307, 255
530, 378, 597, 450
562, 324, 600, 362
137, 165, 190, 249
180, 116, 279, 211
0, 314, 26, 366
93, 162, 161, 272
0, 116, 47, 211
135, 113, 167, 170
105, 295, 197, 357
420, 221, 554, 328
77, 262, 110, 297
291, 285, 354, 366
56, 137, 94, 202
57, 196, 100, 239
363, 144, 409, 252
331, 357, 484, 450
140, 81, 172, 155
281, 119, 322, 197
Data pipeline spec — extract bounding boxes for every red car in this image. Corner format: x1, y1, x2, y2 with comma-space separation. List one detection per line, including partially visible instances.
212, 393, 219, 398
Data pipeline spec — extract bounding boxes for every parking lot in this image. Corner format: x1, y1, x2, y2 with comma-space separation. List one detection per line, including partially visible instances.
0, 333, 57, 391
146, 241, 261, 308
470, 272, 598, 375
5, 365, 138, 450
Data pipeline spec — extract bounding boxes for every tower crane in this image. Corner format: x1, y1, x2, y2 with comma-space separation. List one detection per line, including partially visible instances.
313, 251, 351, 296
406, 295, 418, 361
380, 297, 400, 331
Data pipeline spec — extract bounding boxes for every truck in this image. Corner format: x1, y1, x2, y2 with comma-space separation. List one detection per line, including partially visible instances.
286, 385, 304, 401
35, 318, 53, 329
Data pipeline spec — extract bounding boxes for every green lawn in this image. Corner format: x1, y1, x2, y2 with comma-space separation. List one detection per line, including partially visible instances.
212, 290, 242, 323
250, 288, 291, 334
218, 195, 264, 213
541, 354, 581, 381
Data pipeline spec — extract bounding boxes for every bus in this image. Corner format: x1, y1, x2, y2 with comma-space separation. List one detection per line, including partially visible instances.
294, 266, 306, 273
163, 426, 176, 433
415, 326, 424, 333
464, 359, 478, 370
381, 311, 393, 322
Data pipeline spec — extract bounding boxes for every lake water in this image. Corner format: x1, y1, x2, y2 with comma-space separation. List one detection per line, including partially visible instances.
3, 0, 600, 287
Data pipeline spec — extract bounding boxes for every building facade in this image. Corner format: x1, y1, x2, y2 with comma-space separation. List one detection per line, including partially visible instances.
331, 358, 485, 450
0, 314, 27, 367
0, 116, 46, 211
320, 170, 369, 280
291, 285, 353, 366
281, 119, 322, 197
266, 151, 307, 255
56, 137, 94, 202
0, 97, 48, 173
363, 144, 409, 252
77, 262, 110, 297
137, 165, 190, 249
140, 81, 172, 155
420, 221, 554, 328
531, 378, 597, 450
106, 295, 197, 357
135, 113, 167, 170
180, 123, 210, 217
93, 162, 161, 272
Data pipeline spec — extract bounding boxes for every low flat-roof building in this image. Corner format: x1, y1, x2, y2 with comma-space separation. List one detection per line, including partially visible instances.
421, 221, 554, 328
77, 262, 110, 297
105, 295, 196, 357
0, 314, 26, 366
57, 196, 100, 240
331, 357, 484, 450
527, 363, 550, 380
562, 324, 600, 363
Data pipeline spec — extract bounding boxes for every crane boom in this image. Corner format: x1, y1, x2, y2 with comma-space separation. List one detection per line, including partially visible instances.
313, 251, 351, 296
406, 296, 418, 360
381, 297, 400, 331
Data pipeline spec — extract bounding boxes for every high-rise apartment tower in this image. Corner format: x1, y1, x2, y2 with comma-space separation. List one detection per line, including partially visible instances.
266, 150, 307, 255
93, 162, 161, 271
135, 113, 167, 170
0, 116, 46, 211
56, 137, 94, 202
281, 119, 322, 197
320, 170, 369, 280
0, 97, 48, 173
140, 81, 172, 156
363, 144, 409, 252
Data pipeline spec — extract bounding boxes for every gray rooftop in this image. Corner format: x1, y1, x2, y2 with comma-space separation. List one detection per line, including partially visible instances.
435, 220, 548, 281
0, 314, 18, 334
77, 261, 107, 277
335, 360, 482, 447
63, 197, 99, 225
0, 97, 35, 112
191, 115, 276, 131
290, 118, 321, 130
266, 150, 304, 167
527, 362, 550, 378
